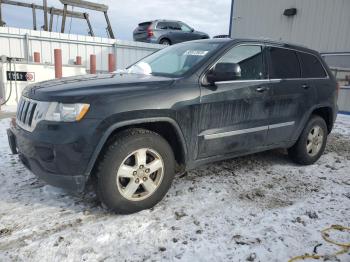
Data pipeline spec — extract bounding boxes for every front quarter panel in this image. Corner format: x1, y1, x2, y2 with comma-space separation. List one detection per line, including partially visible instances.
84, 78, 200, 176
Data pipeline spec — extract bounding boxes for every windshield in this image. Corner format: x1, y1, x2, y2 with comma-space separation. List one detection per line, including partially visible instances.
127, 42, 221, 77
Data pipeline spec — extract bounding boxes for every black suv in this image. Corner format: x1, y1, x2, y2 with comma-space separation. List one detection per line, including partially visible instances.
7, 39, 338, 214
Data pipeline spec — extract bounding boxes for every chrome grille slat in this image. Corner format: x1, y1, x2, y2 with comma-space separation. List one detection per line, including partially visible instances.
17, 99, 24, 119
28, 103, 37, 126
24, 103, 34, 125
18, 99, 25, 120
16, 97, 49, 133
21, 101, 30, 123
19, 101, 26, 122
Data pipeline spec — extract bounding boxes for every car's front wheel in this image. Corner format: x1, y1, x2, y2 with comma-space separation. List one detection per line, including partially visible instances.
288, 115, 328, 165
96, 128, 175, 214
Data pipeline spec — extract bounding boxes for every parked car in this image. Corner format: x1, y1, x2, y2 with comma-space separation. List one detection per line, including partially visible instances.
133, 20, 209, 45
8, 39, 338, 214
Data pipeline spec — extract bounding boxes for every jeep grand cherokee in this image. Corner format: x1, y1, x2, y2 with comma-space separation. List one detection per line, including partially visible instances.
7, 39, 338, 214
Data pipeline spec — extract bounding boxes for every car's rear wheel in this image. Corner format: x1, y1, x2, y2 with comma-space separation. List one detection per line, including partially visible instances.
160, 38, 171, 45
96, 128, 175, 214
288, 115, 328, 165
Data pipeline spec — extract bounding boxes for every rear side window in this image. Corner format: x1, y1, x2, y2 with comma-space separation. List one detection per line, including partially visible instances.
157, 22, 168, 30
138, 22, 152, 30
218, 45, 265, 80
298, 52, 327, 78
268, 47, 301, 79
168, 22, 181, 30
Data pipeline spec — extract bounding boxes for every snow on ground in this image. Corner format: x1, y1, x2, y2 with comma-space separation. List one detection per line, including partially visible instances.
0, 105, 16, 113
0, 115, 349, 262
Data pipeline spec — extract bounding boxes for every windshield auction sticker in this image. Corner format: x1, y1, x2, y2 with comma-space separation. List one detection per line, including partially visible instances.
184, 50, 209, 56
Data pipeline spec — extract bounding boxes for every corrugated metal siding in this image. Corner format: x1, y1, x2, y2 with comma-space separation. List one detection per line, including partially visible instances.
231, 0, 350, 52
0, 27, 163, 72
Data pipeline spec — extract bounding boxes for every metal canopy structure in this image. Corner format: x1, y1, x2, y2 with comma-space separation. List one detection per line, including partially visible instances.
59, 0, 114, 38
0, 0, 115, 38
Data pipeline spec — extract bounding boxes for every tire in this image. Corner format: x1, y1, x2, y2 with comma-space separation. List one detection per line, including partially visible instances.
288, 115, 328, 165
96, 128, 175, 214
160, 38, 171, 45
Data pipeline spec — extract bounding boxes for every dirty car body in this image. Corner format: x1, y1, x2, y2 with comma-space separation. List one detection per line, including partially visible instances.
7, 39, 337, 211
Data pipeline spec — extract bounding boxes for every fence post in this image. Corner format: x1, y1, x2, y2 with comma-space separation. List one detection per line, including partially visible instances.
34, 52, 40, 63
54, 49, 62, 79
76, 56, 82, 65
108, 53, 116, 72
90, 54, 96, 74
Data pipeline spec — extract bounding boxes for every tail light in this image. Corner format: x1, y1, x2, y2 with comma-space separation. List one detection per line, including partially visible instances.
147, 26, 154, 37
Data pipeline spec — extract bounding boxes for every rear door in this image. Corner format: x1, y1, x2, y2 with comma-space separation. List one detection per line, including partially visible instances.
266, 47, 316, 145
198, 44, 272, 159
297, 51, 330, 110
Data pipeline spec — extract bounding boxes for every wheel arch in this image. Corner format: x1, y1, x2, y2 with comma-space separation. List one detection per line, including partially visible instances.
159, 37, 171, 45
85, 117, 188, 179
311, 106, 334, 134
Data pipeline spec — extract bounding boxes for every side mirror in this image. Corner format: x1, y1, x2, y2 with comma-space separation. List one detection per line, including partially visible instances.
191, 28, 195, 32
206, 63, 241, 85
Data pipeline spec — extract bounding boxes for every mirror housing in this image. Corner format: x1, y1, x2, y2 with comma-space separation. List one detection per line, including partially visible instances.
206, 63, 241, 85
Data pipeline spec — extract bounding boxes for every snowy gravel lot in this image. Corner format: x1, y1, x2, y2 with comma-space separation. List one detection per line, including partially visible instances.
0, 115, 349, 262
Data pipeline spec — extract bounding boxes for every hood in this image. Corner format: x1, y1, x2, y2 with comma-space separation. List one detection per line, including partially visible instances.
23, 73, 175, 102
195, 31, 209, 37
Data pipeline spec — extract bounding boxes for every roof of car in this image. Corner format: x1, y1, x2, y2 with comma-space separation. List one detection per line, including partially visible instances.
190, 38, 319, 55
153, 19, 184, 23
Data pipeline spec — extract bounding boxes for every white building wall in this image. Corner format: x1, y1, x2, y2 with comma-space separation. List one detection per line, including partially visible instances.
231, 0, 350, 52
0, 27, 163, 72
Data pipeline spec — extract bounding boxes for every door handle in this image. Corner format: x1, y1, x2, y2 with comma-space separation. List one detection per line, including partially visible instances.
255, 86, 269, 93
301, 84, 310, 90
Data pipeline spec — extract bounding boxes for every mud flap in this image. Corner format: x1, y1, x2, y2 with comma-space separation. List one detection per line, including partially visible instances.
7, 129, 18, 154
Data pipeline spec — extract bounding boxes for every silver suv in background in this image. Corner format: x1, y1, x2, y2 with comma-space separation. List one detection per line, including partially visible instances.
133, 20, 209, 45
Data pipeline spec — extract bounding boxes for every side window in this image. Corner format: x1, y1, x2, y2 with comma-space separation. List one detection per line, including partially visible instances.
168, 22, 181, 30
298, 52, 327, 78
268, 47, 301, 79
157, 22, 168, 30
218, 45, 265, 80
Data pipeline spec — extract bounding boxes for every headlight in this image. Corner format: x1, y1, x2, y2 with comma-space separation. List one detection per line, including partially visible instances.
45, 102, 90, 122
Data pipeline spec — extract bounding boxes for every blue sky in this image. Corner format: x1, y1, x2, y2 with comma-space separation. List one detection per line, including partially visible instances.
1, 0, 232, 40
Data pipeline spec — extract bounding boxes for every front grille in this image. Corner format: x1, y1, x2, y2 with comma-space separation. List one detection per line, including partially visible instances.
16, 97, 38, 128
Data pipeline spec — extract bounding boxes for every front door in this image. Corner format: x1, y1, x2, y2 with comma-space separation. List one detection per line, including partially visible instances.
198, 44, 272, 159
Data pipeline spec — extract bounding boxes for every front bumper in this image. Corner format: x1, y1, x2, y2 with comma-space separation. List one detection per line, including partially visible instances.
7, 119, 99, 193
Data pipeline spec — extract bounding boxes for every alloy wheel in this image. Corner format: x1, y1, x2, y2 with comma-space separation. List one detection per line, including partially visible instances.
306, 125, 324, 157
116, 148, 164, 201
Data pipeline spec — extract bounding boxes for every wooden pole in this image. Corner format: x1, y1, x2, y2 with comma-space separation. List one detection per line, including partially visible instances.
43, 0, 48, 31
0, 1, 5, 27
49, 7, 54, 32
61, 4, 67, 33
104, 11, 115, 39
31, 4, 37, 30
84, 13, 94, 37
